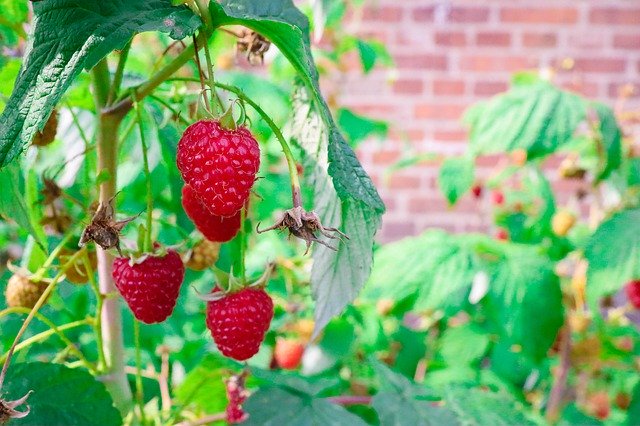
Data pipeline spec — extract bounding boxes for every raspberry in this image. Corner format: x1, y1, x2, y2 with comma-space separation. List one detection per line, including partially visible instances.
496, 228, 509, 241
181, 184, 242, 242
471, 184, 483, 199
186, 239, 221, 271
177, 120, 260, 217
60, 248, 97, 285
492, 190, 505, 205
625, 280, 640, 309
31, 109, 58, 147
552, 210, 576, 237
112, 250, 185, 324
225, 374, 249, 424
5, 274, 48, 309
206, 287, 274, 361
274, 338, 304, 370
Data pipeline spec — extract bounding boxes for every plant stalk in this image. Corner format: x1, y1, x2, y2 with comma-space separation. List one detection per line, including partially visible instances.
546, 325, 572, 422
93, 59, 133, 412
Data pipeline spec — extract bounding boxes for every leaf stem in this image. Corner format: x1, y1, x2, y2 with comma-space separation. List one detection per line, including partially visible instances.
108, 39, 132, 105
0, 249, 86, 390
148, 95, 190, 126
134, 100, 154, 253
133, 319, 146, 425
31, 230, 76, 281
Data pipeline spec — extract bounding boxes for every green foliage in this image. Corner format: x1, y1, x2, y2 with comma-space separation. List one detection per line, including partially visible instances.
0, 0, 201, 167
3, 362, 121, 426
444, 386, 536, 425
337, 108, 388, 146
466, 81, 586, 159
585, 208, 640, 308
438, 156, 475, 205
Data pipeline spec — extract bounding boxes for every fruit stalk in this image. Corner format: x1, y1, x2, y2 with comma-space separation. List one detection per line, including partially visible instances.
93, 59, 133, 411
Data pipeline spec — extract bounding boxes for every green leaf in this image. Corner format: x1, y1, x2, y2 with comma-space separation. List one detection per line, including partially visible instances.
585, 208, 640, 308
559, 404, 602, 426
483, 243, 563, 361
0, 0, 201, 167
592, 102, 623, 181
0, 59, 21, 112
3, 362, 121, 426
371, 362, 459, 426
438, 156, 475, 205
627, 382, 640, 426
466, 82, 586, 159
250, 368, 341, 397
443, 386, 536, 426
337, 108, 388, 146
0, 162, 46, 251
243, 387, 368, 426
438, 325, 490, 366
356, 40, 376, 73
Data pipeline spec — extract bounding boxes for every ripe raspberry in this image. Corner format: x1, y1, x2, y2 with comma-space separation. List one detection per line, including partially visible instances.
492, 190, 505, 205
60, 248, 97, 285
496, 228, 509, 241
177, 120, 260, 217
274, 338, 304, 370
5, 274, 48, 309
32, 109, 58, 147
206, 287, 274, 361
181, 184, 242, 242
186, 239, 221, 271
625, 280, 640, 309
112, 250, 185, 324
471, 184, 483, 199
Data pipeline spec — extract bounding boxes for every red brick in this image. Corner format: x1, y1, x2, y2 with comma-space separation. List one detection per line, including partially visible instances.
362, 6, 403, 23
573, 58, 627, 73
522, 32, 558, 48
501, 7, 578, 24
412, 6, 434, 22
590, 8, 640, 25
393, 79, 424, 94
460, 55, 536, 72
388, 174, 422, 190
613, 34, 640, 50
433, 130, 468, 142
435, 31, 466, 47
395, 54, 448, 70
409, 197, 450, 213
433, 79, 465, 96
608, 83, 639, 98
415, 104, 467, 120
413, 6, 489, 23
474, 81, 508, 96
561, 80, 601, 98
388, 129, 425, 142
476, 32, 511, 47
372, 150, 401, 165
380, 221, 416, 241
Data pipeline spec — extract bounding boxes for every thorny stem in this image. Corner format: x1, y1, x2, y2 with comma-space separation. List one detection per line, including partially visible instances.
546, 325, 572, 422
84, 251, 107, 372
0, 318, 94, 372
0, 249, 85, 390
108, 39, 132, 105
133, 320, 146, 425
134, 100, 154, 253
167, 77, 303, 208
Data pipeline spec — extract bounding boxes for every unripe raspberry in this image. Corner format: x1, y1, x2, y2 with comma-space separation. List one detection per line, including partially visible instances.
5, 274, 48, 309
186, 240, 221, 271
60, 248, 97, 285
274, 338, 304, 370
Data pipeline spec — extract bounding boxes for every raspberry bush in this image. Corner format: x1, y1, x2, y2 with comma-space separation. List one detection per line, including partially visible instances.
0, 1, 638, 425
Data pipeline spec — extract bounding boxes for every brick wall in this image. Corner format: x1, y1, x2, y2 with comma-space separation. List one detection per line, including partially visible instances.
335, 0, 640, 242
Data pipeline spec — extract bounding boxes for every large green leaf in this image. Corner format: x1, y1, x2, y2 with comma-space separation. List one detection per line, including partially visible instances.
482, 243, 563, 361
243, 387, 368, 426
592, 102, 623, 181
585, 209, 640, 308
438, 156, 475, 206
3, 362, 121, 426
443, 386, 536, 425
466, 82, 586, 159
210, 2, 383, 333
371, 362, 458, 426
0, 0, 201, 167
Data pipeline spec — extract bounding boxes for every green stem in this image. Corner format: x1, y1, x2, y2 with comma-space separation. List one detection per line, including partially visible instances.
93, 59, 133, 412
93, 59, 111, 108
106, 32, 208, 116
108, 39, 132, 105
83, 251, 107, 372
239, 206, 246, 282
31, 230, 77, 281
66, 104, 93, 148
0, 250, 86, 390
133, 320, 146, 425
0, 317, 94, 372
149, 95, 190, 126
134, 100, 154, 253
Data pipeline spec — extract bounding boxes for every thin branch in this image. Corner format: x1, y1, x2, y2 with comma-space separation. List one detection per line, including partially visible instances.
546, 326, 572, 422
108, 39, 132, 105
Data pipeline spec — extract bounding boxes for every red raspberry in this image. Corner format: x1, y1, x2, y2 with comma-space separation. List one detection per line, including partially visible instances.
625, 280, 640, 309
496, 228, 509, 241
112, 250, 185, 324
492, 190, 505, 205
206, 287, 274, 361
471, 184, 483, 199
177, 120, 260, 217
274, 338, 305, 369
182, 185, 241, 242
